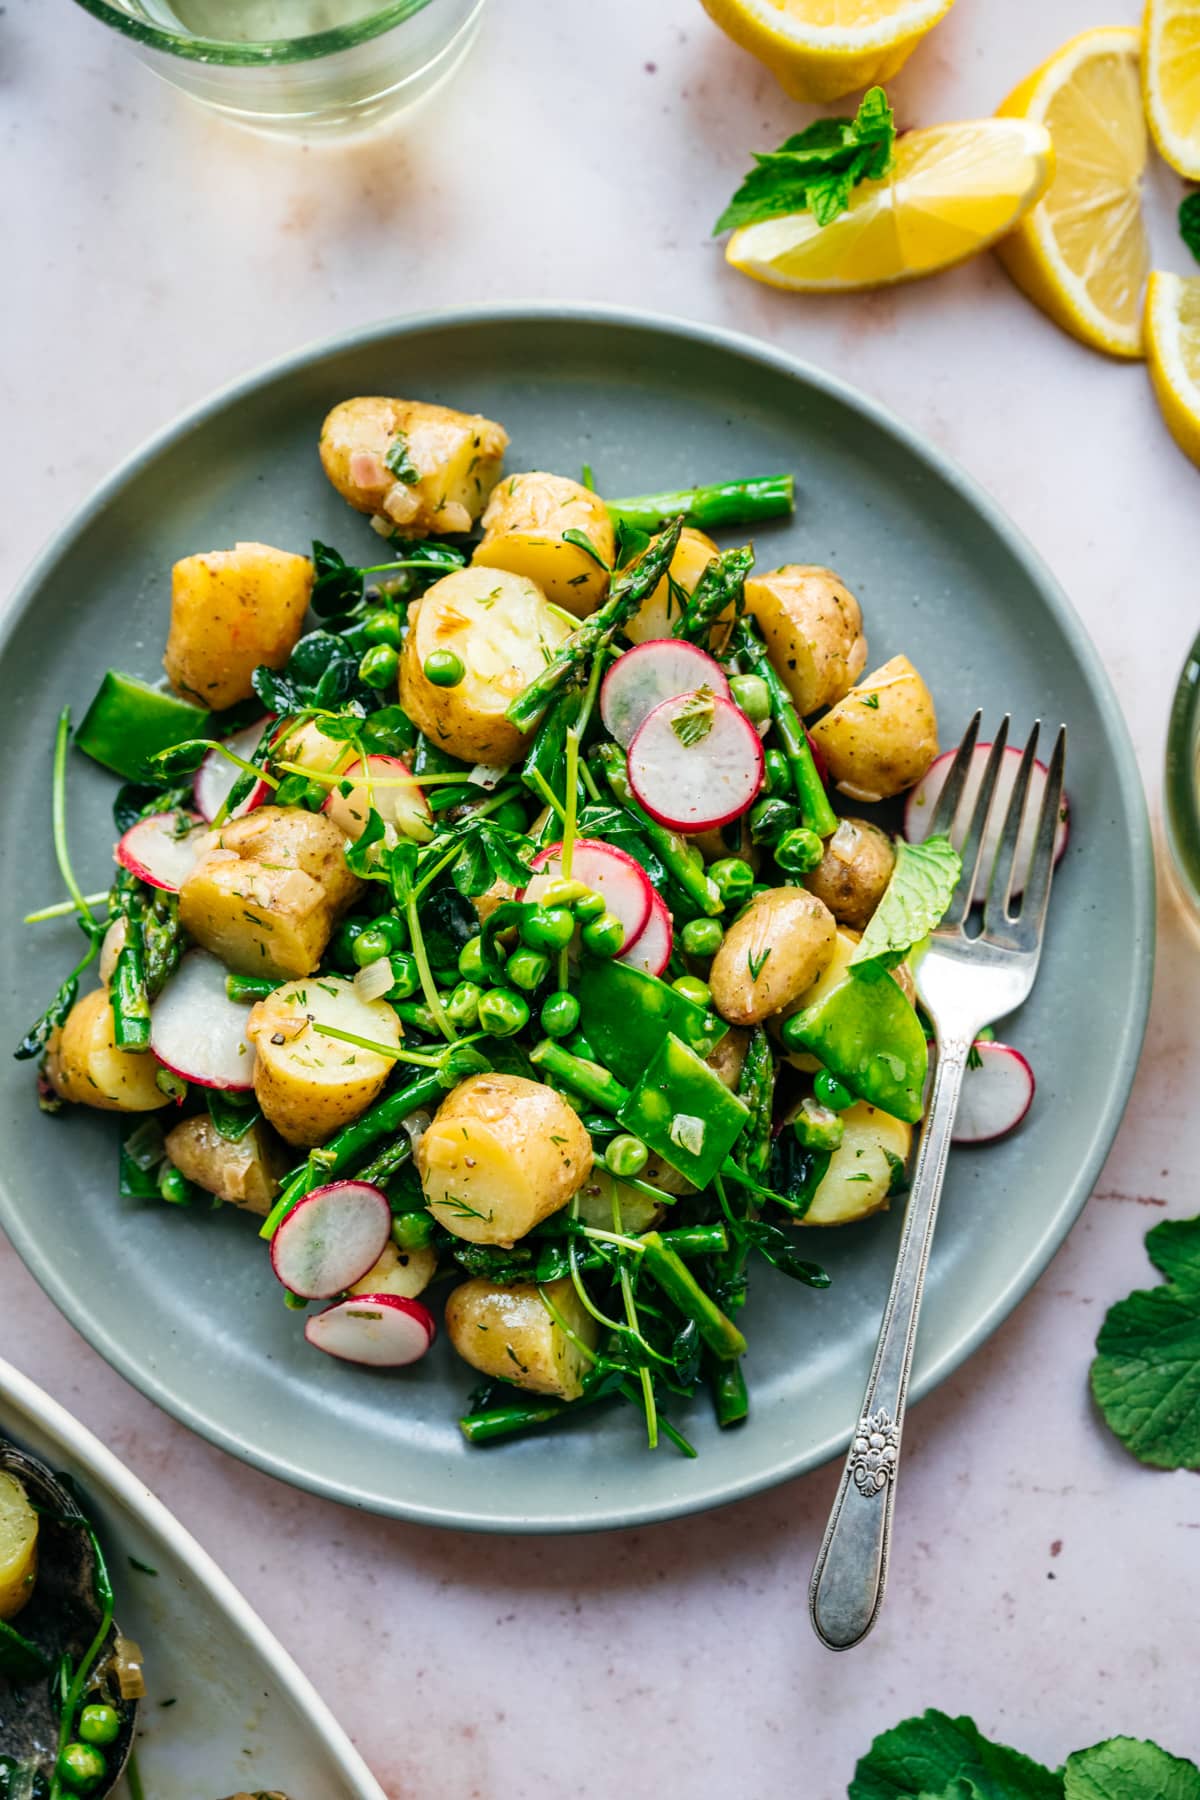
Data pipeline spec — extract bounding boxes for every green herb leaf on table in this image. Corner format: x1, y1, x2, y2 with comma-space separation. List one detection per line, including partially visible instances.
1090, 1212, 1200, 1469
852, 835, 961, 978
849, 1709, 1065, 1800
1180, 193, 1200, 266
1064, 1739, 1200, 1800
714, 86, 896, 236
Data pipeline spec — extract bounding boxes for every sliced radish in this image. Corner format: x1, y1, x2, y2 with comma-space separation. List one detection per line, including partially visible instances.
193, 716, 275, 822
304, 1293, 436, 1367
617, 888, 673, 976
116, 811, 209, 893
323, 754, 433, 845
600, 641, 730, 748
627, 692, 764, 832
523, 839, 653, 952
906, 744, 1068, 897
271, 1181, 392, 1299
150, 949, 256, 1090
948, 1041, 1035, 1144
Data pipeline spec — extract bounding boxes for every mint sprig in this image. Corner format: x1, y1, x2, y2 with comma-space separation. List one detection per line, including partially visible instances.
714, 87, 896, 236
851, 835, 960, 980
1090, 1213, 1200, 1469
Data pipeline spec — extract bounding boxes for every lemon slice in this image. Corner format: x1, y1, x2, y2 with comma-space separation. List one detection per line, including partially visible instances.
700, 0, 958, 102
1144, 0, 1200, 179
996, 27, 1148, 359
1146, 272, 1200, 467
0, 1471, 38, 1621
725, 119, 1053, 292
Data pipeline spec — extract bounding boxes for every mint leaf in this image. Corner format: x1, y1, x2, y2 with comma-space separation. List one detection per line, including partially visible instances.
670, 686, 716, 749
851, 836, 960, 978
714, 86, 896, 235
850, 1710, 1063, 1800
1090, 1213, 1200, 1468
1180, 193, 1200, 266
1065, 1739, 1200, 1800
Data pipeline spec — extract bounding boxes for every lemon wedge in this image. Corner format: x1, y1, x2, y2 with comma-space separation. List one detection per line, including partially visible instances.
700, 0, 958, 103
1143, 0, 1200, 179
725, 119, 1053, 291
1146, 272, 1200, 467
996, 27, 1148, 359
0, 1471, 38, 1622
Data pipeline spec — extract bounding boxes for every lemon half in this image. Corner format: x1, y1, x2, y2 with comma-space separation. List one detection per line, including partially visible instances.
1146, 272, 1200, 467
1143, 0, 1200, 180
700, 0, 958, 103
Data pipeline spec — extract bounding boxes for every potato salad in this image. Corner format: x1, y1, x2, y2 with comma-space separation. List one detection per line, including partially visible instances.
19, 392, 969, 1455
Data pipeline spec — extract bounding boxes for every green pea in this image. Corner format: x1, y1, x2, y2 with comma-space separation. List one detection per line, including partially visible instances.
360, 609, 403, 648
58, 1743, 108, 1790
358, 644, 400, 688
681, 916, 724, 958
458, 935, 488, 981
521, 905, 576, 952
571, 890, 607, 922
423, 649, 466, 688
330, 915, 374, 972
478, 988, 530, 1037
750, 796, 797, 846
392, 1211, 435, 1251
709, 857, 755, 906
672, 974, 711, 1007
387, 952, 422, 1000
538, 877, 590, 908
763, 748, 791, 795
445, 981, 483, 1028
490, 799, 529, 833
506, 946, 552, 992
775, 827, 824, 876
606, 1133, 649, 1178
814, 1068, 855, 1112
540, 991, 580, 1038
792, 1097, 845, 1152
78, 1705, 121, 1748
729, 672, 772, 724
353, 918, 406, 967
581, 911, 625, 958
158, 1164, 191, 1207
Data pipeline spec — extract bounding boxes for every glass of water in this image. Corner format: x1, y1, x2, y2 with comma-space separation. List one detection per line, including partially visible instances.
70, 0, 486, 138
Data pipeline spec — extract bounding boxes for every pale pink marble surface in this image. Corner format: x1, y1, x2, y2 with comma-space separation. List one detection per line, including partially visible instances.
4, 0, 1200, 1792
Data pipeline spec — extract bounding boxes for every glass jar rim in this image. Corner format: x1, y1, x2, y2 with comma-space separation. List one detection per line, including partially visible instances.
1165, 628, 1200, 904
70, 0, 436, 65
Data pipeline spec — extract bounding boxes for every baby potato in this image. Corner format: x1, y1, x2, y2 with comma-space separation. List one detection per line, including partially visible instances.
474, 472, 615, 619
794, 1102, 912, 1227
164, 1114, 287, 1214
179, 806, 361, 980
164, 542, 313, 712
709, 887, 837, 1026
46, 989, 169, 1113
572, 1166, 664, 1235
803, 817, 896, 930
625, 527, 719, 644
246, 974, 401, 1148
445, 1276, 598, 1400
417, 1072, 593, 1246
743, 565, 867, 716
318, 396, 508, 536
349, 1238, 438, 1301
0, 1471, 38, 1621
809, 655, 938, 803
400, 567, 574, 766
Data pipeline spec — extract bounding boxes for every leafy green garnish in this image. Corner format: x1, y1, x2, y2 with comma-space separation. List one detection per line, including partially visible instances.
309, 536, 466, 618
1180, 193, 1200, 266
384, 431, 419, 484
562, 528, 611, 570
849, 1709, 1065, 1799
207, 1089, 261, 1142
1064, 1740, 1200, 1800
714, 86, 896, 235
1090, 1213, 1200, 1468
0, 1616, 52, 1681
852, 836, 960, 978
670, 686, 716, 749
449, 817, 538, 899
253, 630, 369, 714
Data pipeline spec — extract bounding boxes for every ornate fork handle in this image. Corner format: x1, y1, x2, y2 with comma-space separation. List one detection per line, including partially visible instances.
809, 1034, 973, 1651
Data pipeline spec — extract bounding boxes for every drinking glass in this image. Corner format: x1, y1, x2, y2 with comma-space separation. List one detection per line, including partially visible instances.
70, 0, 486, 138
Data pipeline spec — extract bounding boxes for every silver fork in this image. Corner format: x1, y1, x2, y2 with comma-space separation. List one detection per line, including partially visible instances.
808, 712, 1067, 1652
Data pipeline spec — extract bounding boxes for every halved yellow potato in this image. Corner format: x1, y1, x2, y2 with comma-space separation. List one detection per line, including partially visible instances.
795, 1102, 912, 1226
810, 654, 938, 803
164, 1115, 287, 1215
744, 565, 866, 717
246, 974, 401, 1148
165, 543, 313, 711
0, 1471, 38, 1620
625, 527, 719, 644
319, 397, 508, 535
45, 989, 169, 1113
445, 1277, 598, 1399
709, 887, 837, 1026
400, 567, 574, 765
349, 1238, 438, 1300
474, 472, 615, 618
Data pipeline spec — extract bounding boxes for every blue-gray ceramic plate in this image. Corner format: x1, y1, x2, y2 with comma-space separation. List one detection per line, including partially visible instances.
0, 307, 1153, 1531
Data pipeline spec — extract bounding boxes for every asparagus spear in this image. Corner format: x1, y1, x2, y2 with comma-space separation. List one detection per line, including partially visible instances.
736, 1027, 775, 1180
734, 618, 837, 838
110, 917, 151, 1050
709, 1356, 749, 1428
593, 742, 722, 917
607, 475, 794, 535
673, 545, 754, 645
639, 1232, 747, 1361
505, 518, 683, 735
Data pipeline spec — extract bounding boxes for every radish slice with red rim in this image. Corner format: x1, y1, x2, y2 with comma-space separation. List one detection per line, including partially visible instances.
304, 1293, 436, 1367
600, 641, 730, 748
617, 888, 673, 976
150, 949, 256, 1091
523, 838, 653, 951
930, 1040, 1035, 1143
116, 811, 209, 894
627, 691, 764, 832
270, 1181, 392, 1299
323, 754, 433, 845
905, 744, 1068, 898
193, 716, 275, 822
